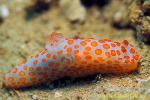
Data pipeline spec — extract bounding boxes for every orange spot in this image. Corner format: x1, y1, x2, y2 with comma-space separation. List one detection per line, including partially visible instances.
131, 59, 135, 64
124, 56, 130, 59
75, 55, 81, 60
98, 57, 104, 63
85, 39, 91, 42
67, 39, 73, 45
105, 52, 111, 58
23, 66, 27, 70
118, 58, 122, 60
67, 48, 72, 53
74, 50, 79, 54
8, 77, 14, 81
111, 43, 116, 47
111, 50, 116, 56
42, 58, 47, 62
85, 55, 92, 60
20, 77, 26, 83
29, 67, 33, 71
64, 45, 67, 49
53, 55, 57, 59
98, 40, 104, 43
91, 41, 98, 47
49, 61, 54, 66
103, 44, 110, 49
61, 56, 65, 62
19, 71, 25, 76
57, 50, 63, 54
33, 60, 38, 65
121, 46, 126, 53
123, 40, 129, 46
130, 48, 135, 54
80, 41, 87, 46
95, 49, 102, 55
12, 68, 18, 73
2, 76, 6, 81
83, 51, 89, 55
74, 45, 79, 49
125, 59, 130, 64
114, 60, 119, 64
85, 46, 91, 51
115, 42, 121, 46
46, 53, 51, 58
107, 60, 112, 64
116, 50, 121, 55
133, 55, 139, 60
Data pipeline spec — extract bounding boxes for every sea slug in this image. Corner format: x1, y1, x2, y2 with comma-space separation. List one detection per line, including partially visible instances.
2, 32, 139, 89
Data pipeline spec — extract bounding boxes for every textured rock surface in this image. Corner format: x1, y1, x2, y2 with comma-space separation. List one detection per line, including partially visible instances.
129, 0, 150, 42
59, 0, 86, 23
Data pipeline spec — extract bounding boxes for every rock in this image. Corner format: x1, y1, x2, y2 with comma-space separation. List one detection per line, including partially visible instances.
129, 0, 150, 43
112, 0, 132, 28
113, 7, 129, 27
59, 0, 86, 23
54, 91, 62, 98
0, 5, 9, 19
31, 94, 39, 100
143, 0, 150, 10
103, 0, 133, 28
138, 77, 150, 95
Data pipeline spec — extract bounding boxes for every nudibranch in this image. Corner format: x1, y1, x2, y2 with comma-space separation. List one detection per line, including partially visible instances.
2, 32, 139, 89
